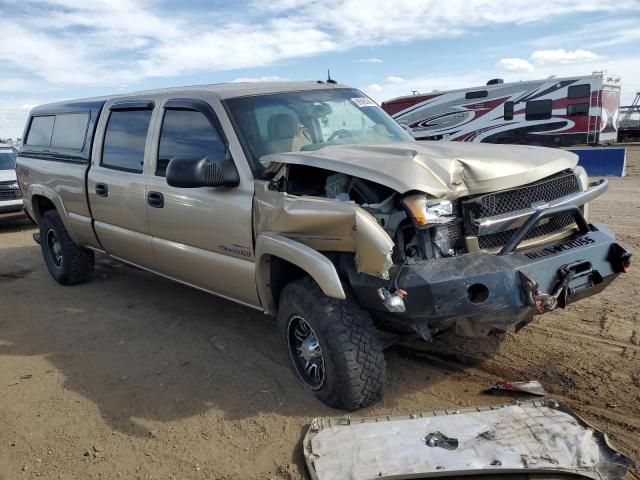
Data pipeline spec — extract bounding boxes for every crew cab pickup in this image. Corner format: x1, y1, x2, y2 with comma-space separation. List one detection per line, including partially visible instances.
16, 81, 630, 410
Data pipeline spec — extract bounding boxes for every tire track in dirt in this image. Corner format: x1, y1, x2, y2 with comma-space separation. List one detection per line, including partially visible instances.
531, 324, 640, 353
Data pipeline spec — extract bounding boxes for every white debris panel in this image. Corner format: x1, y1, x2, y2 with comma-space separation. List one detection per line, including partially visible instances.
304, 400, 634, 480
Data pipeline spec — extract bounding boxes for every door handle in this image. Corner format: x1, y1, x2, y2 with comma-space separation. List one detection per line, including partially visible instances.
147, 191, 164, 208
95, 183, 108, 197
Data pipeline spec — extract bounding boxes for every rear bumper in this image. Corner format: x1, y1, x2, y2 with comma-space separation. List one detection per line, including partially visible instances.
350, 218, 630, 337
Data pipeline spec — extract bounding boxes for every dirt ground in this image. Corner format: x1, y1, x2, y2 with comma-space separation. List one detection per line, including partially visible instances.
1, 146, 639, 480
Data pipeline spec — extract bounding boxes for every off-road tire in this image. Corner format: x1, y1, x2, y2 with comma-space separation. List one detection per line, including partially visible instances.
40, 210, 94, 285
277, 277, 386, 410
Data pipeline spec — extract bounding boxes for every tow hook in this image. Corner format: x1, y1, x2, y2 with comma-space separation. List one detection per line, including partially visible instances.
377, 287, 408, 313
520, 268, 570, 314
520, 260, 600, 314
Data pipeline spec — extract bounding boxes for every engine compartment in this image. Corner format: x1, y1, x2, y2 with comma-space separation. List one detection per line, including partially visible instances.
275, 164, 466, 263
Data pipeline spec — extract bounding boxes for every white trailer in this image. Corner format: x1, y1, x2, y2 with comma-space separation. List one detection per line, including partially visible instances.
382, 73, 621, 147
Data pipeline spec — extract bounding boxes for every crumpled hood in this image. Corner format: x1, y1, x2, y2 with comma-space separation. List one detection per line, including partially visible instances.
265, 141, 578, 198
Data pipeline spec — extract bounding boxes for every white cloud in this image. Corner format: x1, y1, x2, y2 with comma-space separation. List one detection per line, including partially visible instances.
531, 18, 640, 49
231, 76, 288, 83
497, 58, 535, 72
386, 76, 406, 84
356, 58, 383, 63
531, 49, 603, 64
366, 83, 383, 93
4, 0, 639, 89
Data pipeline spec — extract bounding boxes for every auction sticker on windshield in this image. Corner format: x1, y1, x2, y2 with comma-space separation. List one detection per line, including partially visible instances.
351, 97, 377, 107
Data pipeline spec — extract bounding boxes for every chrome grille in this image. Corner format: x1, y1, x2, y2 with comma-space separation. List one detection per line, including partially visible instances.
0, 181, 22, 201
461, 170, 581, 249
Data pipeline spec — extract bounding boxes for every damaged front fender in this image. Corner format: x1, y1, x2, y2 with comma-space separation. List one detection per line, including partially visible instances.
253, 181, 395, 280
255, 232, 346, 315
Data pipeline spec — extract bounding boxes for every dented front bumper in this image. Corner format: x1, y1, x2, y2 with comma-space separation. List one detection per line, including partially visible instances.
350, 209, 630, 337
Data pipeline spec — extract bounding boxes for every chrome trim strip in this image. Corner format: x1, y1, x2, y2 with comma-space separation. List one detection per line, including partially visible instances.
476, 179, 608, 236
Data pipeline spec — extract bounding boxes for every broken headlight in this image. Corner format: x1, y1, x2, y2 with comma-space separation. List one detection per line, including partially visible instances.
402, 195, 455, 228
400, 195, 464, 259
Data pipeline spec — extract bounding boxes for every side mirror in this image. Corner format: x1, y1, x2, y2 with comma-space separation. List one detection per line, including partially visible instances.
166, 156, 240, 188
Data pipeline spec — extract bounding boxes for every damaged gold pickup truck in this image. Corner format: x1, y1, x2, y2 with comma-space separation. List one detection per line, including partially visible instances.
16, 81, 631, 410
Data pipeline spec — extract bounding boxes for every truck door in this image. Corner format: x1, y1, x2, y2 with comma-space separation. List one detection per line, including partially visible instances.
87, 100, 156, 268
145, 97, 259, 308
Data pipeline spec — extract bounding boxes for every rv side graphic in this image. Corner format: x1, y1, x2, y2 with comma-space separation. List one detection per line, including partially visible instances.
382, 73, 621, 147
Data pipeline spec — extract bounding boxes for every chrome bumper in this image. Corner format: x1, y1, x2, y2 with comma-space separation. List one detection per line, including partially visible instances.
476, 179, 608, 236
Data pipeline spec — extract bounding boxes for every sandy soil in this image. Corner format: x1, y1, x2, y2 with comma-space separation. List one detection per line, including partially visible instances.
0, 146, 638, 480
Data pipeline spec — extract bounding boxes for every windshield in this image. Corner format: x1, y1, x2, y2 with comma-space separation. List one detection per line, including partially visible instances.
225, 88, 413, 179
0, 148, 17, 170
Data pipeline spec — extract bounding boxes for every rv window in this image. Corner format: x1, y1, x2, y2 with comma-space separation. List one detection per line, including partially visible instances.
504, 101, 514, 120
50, 113, 90, 150
525, 99, 552, 121
465, 90, 488, 100
568, 84, 590, 99
567, 103, 589, 117
26, 116, 55, 146
102, 109, 153, 173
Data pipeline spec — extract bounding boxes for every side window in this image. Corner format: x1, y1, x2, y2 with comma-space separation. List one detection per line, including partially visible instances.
102, 109, 153, 173
525, 99, 552, 121
26, 116, 55, 146
504, 101, 514, 121
568, 84, 590, 99
465, 90, 488, 100
51, 113, 89, 150
157, 109, 226, 177
567, 103, 589, 117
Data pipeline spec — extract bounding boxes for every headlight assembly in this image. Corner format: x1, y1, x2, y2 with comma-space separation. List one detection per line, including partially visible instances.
401, 195, 455, 228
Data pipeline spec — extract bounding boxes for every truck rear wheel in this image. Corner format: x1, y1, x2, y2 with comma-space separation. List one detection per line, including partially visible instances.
40, 210, 94, 285
277, 277, 386, 410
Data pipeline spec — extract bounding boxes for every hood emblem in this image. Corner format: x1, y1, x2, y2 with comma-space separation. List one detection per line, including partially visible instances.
531, 200, 549, 210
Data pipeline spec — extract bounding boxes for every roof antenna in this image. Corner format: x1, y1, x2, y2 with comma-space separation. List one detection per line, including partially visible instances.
327, 69, 337, 84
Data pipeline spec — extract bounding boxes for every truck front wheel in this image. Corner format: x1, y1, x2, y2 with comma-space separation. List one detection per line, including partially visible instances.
277, 277, 386, 410
40, 210, 94, 285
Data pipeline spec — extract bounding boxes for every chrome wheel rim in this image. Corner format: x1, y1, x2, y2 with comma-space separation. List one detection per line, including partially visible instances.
287, 315, 325, 390
46, 229, 63, 268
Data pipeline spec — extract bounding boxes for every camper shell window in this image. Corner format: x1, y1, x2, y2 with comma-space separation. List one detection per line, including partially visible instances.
26, 116, 55, 146
525, 99, 552, 121
50, 113, 90, 150
504, 101, 514, 121
22, 100, 104, 162
568, 84, 591, 99
567, 103, 589, 117
465, 90, 488, 100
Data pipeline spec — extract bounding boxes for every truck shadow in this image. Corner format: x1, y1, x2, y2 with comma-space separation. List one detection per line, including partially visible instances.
0, 216, 35, 234
0, 246, 513, 437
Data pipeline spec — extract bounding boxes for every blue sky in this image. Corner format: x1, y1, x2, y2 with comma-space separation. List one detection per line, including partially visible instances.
1, 0, 639, 139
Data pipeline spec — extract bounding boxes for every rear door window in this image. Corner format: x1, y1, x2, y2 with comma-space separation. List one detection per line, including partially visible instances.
157, 109, 226, 177
525, 99, 553, 121
51, 113, 89, 150
102, 110, 153, 173
26, 116, 55, 146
